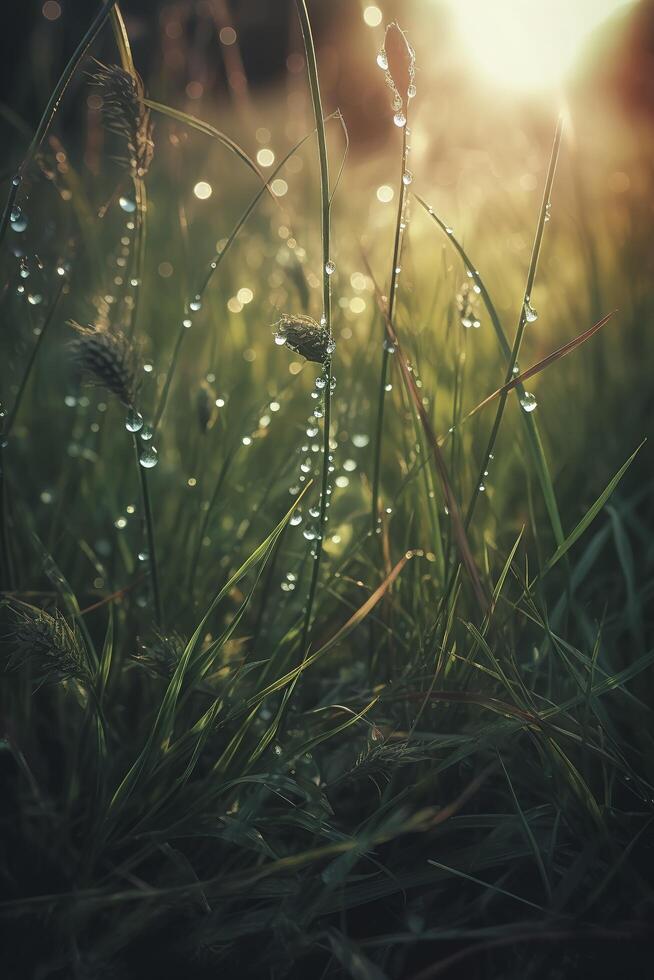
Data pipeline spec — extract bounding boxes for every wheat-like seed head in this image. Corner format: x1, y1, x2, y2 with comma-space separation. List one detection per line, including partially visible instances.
93, 63, 154, 178
274, 314, 335, 363
68, 321, 142, 408
5, 601, 90, 685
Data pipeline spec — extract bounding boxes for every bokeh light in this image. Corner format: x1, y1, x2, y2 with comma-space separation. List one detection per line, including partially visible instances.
444, 0, 636, 92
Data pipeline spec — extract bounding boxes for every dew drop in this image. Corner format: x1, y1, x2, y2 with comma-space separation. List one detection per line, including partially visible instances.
325, 260, 336, 276
376, 50, 388, 70
274, 332, 287, 346
10, 210, 27, 232
139, 445, 159, 468
352, 433, 369, 448
402, 170, 413, 186
140, 423, 153, 442
520, 391, 538, 413
407, 83, 417, 99
119, 196, 136, 213
27, 293, 42, 306
393, 112, 407, 128
125, 408, 143, 432
290, 511, 302, 526
524, 301, 538, 323
189, 295, 202, 311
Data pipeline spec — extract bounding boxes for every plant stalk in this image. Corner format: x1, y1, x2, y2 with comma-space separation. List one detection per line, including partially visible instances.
295, 0, 333, 656
465, 115, 563, 532
372, 120, 409, 531
133, 436, 163, 628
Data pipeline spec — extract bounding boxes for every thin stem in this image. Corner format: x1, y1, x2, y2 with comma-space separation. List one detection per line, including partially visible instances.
1, 278, 66, 590
133, 436, 163, 628
415, 192, 565, 546
465, 115, 563, 531
295, 0, 332, 656
0, 0, 118, 248
153, 120, 329, 434
372, 123, 409, 530
5, 278, 66, 439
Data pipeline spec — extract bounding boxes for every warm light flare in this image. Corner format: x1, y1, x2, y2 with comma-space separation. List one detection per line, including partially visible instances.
445, 0, 635, 93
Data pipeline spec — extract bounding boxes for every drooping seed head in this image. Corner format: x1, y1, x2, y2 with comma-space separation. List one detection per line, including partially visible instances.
92, 63, 154, 178
68, 321, 143, 408
5, 600, 90, 685
273, 314, 335, 363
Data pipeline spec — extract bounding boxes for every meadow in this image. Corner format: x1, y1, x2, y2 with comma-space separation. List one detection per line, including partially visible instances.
1, 2, 653, 977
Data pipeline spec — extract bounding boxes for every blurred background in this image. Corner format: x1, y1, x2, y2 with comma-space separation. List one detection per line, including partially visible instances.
1, 1, 653, 569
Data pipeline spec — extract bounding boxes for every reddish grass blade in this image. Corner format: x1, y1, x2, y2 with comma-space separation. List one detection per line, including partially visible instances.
456, 311, 616, 430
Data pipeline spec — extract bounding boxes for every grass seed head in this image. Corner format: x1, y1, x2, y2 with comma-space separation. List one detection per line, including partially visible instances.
68, 321, 143, 408
93, 63, 154, 178
4, 601, 90, 685
274, 313, 335, 363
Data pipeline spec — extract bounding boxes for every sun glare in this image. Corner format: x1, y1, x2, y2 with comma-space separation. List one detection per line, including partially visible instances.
445, 0, 634, 93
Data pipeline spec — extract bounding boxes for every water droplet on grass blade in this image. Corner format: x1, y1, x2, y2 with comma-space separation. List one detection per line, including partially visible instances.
140, 424, 153, 442
139, 445, 159, 468
119, 196, 136, 213
10, 210, 27, 232
520, 391, 538, 413
524, 300, 538, 323
376, 50, 388, 70
125, 408, 143, 432
393, 112, 407, 128
325, 260, 336, 276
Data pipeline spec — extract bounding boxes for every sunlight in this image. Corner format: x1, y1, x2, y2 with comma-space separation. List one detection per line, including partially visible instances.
444, 0, 635, 93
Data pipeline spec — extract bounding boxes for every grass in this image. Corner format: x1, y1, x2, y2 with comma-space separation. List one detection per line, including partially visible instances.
1, 2, 653, 978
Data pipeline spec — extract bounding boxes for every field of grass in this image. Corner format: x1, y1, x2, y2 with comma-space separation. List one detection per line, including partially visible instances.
1, 3, 653, 977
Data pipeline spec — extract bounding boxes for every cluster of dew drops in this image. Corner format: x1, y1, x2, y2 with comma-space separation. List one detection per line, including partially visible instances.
376, 26, 417, 131
9, 185, 68, 307
286, 357, 337, 564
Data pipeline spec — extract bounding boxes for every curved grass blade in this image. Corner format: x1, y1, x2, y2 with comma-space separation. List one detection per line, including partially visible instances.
153, 115, 342, 431
539, 441, 644, 579
144, 98, 270, 197
0, 0, 118, 245
107, 483, 311, 817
